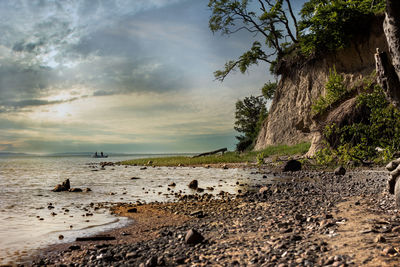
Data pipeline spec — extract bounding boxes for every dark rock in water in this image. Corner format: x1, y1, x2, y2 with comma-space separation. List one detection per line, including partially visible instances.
140, 167, 147, 170
69, 188, 82, 192
131, 177, 141, 180
168, 182, 176, 187
188, 180, 198, 190
334, 166, 346, 176
197, 187, 204, 193
185, 229, 204, 244
52, 179, 71, 192
84, 187, 92, 192
127, 208, 137, 213
282, 160, 302, 172
58, 235, 64, 240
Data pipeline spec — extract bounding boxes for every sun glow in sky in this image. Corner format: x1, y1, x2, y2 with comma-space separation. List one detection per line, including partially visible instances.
0, 0, 302, 154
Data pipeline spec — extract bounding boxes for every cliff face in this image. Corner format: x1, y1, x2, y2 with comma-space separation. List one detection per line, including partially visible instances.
254, 16, 388, 156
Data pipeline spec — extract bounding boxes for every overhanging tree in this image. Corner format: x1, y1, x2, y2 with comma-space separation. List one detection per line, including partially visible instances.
208, 0, 299, 80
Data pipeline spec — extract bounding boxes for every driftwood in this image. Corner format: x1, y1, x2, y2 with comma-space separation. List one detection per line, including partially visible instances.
192, 148, 227, 158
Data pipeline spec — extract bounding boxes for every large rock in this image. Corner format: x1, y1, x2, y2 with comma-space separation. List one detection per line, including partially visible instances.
282, 160, 302, 172
334, 166, 346, 176
52, 179, 70, 192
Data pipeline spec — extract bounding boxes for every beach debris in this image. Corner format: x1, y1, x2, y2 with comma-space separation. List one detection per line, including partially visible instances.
185, 229, 204, 245
188, 180, 198, 190
282, 160, 302, 172
52, 179, 70, 192
192, 147, 227, 158
334, 166, 346, 176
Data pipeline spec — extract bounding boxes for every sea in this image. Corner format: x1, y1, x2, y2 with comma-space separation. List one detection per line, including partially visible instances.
0, 154, 269, 264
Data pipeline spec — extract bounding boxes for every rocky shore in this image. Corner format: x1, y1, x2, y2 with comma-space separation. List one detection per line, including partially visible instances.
29, 166, 400, 266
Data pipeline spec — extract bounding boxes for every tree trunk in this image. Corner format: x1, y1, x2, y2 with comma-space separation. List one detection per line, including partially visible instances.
376, 0, 400, 108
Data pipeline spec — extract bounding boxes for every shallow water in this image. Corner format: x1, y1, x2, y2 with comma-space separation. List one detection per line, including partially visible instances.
0, 155, 270, 264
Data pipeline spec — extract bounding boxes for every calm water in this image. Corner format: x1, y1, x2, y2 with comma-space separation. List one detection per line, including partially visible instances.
0, 155, 268, 264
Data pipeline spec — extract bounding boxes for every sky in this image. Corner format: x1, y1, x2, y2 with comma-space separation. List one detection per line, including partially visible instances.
0, 0, 302, 154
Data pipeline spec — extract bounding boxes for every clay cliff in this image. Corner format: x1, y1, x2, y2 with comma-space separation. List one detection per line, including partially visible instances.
254, 15, 388, 156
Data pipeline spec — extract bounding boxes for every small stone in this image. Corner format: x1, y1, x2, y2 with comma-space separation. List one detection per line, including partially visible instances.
383, 246, 397, 255
145, 256, 157, 267
168, 182, 176, 187
58, 235, 64, 240
188, 180, 198, 190
334, 166, 346, 175
185, 229, 204, 245
69, 188, 82, 192
375, 235, 386, 243
69, 245, 81, 251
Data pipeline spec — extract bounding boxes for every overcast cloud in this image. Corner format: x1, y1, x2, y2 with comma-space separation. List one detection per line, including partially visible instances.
0, 0, 281, 153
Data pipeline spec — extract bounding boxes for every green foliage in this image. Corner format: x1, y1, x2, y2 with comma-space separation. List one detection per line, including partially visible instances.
261, 81, 277, 100
312, 67, 348, 115
314, 147, 335, 165
299, 0, 386, 55
208, 0, 299, 82
256, 152, 265, 165
321, 85, 400, 164
234, 96, 267, 151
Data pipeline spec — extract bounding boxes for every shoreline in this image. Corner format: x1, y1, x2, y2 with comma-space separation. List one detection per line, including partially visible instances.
25, 165, 400, 266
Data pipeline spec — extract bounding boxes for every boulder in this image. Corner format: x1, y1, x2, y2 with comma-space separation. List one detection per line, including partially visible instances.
185, 229, 204, 245
334, 166, 346, 176
282, 160, 302, 172
52, 179, 70, 192
188, 180, 198, 190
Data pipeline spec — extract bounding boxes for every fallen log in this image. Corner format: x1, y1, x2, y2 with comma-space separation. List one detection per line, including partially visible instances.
192, 148, 227, 158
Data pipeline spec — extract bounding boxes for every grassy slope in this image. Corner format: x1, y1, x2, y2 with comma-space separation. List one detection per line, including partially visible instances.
119, 142, 310, 167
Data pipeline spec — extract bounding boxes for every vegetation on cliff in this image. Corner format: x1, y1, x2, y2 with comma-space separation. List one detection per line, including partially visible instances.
209, 0, 386, 151
314, 73, 400, 165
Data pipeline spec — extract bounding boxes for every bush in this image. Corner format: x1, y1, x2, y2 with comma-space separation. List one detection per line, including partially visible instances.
312, 67, 349, 115
321, 84, 400, 164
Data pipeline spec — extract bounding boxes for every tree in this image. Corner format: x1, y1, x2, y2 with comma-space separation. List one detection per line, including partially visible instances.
234, 95, 268, 151
208, 0, 299, 81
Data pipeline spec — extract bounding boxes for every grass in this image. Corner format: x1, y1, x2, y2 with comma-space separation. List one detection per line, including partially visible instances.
119, 142, 311, 167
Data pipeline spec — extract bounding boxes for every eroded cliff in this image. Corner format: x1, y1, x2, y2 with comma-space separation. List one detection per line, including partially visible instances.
254, 16, 388, 156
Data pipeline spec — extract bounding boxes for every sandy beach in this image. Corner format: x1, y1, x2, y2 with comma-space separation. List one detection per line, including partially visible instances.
24, 165, 400, 266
